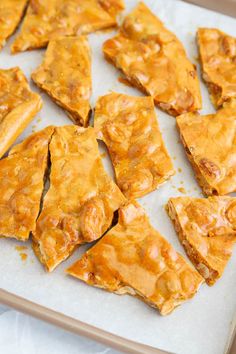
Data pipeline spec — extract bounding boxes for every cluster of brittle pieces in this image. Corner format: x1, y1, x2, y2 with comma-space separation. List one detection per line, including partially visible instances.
0, 124, 205, 316
0, 0, 236, 318
169, 27, 236, 287
0, 125, 125, 269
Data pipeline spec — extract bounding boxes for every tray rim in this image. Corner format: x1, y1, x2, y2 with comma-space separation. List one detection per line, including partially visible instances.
0, 288, 172, 354
0, 1, 235, 354
1, 287, 236, 354
183, 0, 236, 18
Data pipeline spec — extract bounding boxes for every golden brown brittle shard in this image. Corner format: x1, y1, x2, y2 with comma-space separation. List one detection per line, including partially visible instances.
198, 28, 236, 108
33, 126, 125, 272
11, 0, 124, 53
0, 0, 28, 50
103, 2, 201, 116
94, 93, 174, 198
167, 196, 236, 285
177, 100, 236, 196
0, 67, 42, 158
32, 36, 91, 126
0, 126, 54, 241
67, 201, 203, 315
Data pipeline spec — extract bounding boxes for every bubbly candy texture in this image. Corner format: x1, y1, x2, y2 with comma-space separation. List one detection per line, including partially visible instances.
198, 28, 236, 107
67, 201, 203, 315
167, 196, 236, 285
177, 99, 236, 196
0, 67, 42, 159
0, 0, 28, 50
0, 126, 54, 241
103, 2, 202, 116
11, 0, 124, 53
33, 126, 125, 272
32, 36, 91, 126
94, 93, 174, 198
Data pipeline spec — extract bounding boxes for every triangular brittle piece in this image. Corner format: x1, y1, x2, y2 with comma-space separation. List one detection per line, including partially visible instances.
0, 0, 28, 50
177, 100, 236, 196
32, 36, 91, 126
103, 2, 202, 116
67, 201, 203, 315
0, 67, 42, 158
0, 126, 54, 241
11, 0, 124, 53
94, 93, 175, 198
33, 126, 125, 272
198, 28, 236, 108
167, 196, 236, 285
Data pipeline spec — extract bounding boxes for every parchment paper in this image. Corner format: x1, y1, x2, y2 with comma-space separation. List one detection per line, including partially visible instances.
0, 1, 236, 354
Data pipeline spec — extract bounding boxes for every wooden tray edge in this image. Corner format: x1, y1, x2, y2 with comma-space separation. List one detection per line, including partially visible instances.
183, 0, 236, 18
0, 288, 172, 354
225, 310, 236, 354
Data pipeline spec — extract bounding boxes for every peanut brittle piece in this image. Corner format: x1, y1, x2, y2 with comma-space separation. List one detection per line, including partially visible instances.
177, 100, 236, 196
33, 126, 125, 272
67, 201, 203, 315
94, 93, 174, 198
103, 2, 202, 116
11, 0, 124, 53
0, 0, 28, 50
198, 28, 236, 108
32, 36, 91, 126
167, 196, 236, 285
0, 67, 42, 158
98, 0, 124, 18
0, 126, 54, 241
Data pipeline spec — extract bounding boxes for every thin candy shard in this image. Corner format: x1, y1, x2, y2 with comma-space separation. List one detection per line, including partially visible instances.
11, 0, 124, 53
0, 67, 42, 159
198, 28, 236, 107
177, 99, 236, 196
103, 2, 202, 116
0, 0, 28, 50
94, 93, 174, 198
167, 196, 236, 285
0, 126, 54, 241
33, 126, 125, 272
67, 201, 203, 315
32, 36, 91, 126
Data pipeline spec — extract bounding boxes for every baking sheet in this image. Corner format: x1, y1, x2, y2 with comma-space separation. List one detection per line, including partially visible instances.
0, 1, 236, 354
184, 0, 236, 18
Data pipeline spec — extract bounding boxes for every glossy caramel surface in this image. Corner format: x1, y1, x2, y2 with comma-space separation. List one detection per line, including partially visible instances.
11, 0, 124, 53
33, 126, 125, 272
0, 67, 42, 158
177, 100, 236, 196
198, 28, 236, 107
0, 126, 54, 241
67, 201, 203, 315
94, 93, 174, 198
167, 196, 236, 285
0, 0, 28, 50
32, 36, 91, 126
103, 2, 202, 116
98, 0, 124, 17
